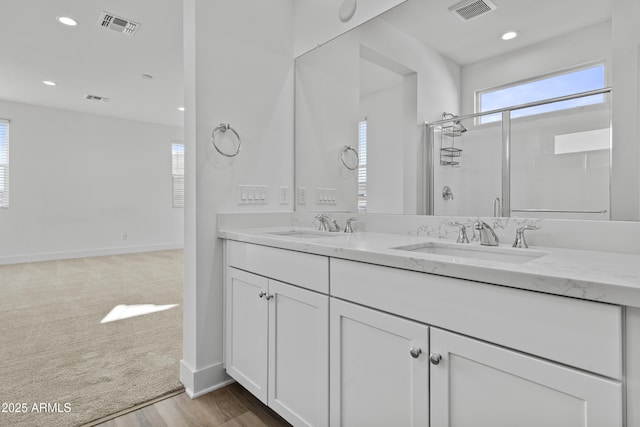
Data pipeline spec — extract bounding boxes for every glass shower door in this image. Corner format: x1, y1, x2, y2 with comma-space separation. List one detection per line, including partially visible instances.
509, 93, 611, 220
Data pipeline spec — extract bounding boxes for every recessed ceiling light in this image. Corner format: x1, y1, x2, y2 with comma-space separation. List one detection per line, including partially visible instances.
501, 31, 518, 41
178, 107, 185, 112
57, 16, 78, 26
42, 80, 57, 86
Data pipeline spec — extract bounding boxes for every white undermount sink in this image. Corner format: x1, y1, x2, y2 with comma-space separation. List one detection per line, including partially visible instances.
266, 230, 342, 239
392, 241, 548, 264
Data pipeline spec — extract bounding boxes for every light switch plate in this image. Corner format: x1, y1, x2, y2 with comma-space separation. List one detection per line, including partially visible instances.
238, 185, 268, 205
316, 187, 337, 205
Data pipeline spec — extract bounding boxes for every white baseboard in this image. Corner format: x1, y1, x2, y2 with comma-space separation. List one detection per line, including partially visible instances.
0, 243, 184, 265
180, 360, 233, 398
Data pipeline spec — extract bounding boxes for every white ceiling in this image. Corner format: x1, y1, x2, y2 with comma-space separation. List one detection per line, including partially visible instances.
0, 0, 184, 127
0, 0, 612, 129
381, 0, 612, 66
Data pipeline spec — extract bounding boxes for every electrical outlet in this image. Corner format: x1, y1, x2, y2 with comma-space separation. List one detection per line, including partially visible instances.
297, 187, 306, 205
279, 186, 288, 204
121, 233, 127, 240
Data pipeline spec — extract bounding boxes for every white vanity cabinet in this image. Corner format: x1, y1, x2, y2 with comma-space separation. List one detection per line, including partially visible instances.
329, 298, 430, 427
222, 238, 626, 426
225, 241, 329, 427
330, 258, 624, 427
225, 268, 269, 401
430, 327, 622, 427
329, 297, 622, 427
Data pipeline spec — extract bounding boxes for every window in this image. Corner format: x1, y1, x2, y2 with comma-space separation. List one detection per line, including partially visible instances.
0, 119, 9, 208
171, 143, 184, 208
357, 120, 367, 213
477, 64, 605, 124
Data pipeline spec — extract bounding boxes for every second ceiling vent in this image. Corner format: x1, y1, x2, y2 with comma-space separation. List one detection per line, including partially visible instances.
449, 0, 497, 21
98, 11, 141, 36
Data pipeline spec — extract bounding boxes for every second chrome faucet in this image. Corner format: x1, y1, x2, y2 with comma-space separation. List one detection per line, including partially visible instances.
315, 214, 358, 233
474, 221, 499, 246
448, 220, 499, 246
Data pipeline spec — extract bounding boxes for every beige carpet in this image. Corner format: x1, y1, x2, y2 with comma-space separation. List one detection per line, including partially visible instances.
0, 250, 183, 427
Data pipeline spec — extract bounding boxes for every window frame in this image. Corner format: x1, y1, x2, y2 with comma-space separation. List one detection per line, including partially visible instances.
0, 118, 9, 209
475, 62, 607, 125
171, 142, 184, 208
357, 119, 367, 213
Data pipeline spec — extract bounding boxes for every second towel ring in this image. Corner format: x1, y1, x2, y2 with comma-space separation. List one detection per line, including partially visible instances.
211, 123, 242, 157
341, 145, 359, 170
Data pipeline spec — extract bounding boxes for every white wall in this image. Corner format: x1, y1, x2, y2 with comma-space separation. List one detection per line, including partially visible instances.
181, 0, 417, 398
432, 22, 613, 219
295, 29, 361, 213
0, 99, 184, 264
293, 0, 406, 56
361, 82, 405, 214
295, 17, 459, 214
181, 0, 294, 397
359, 19, 460, 214
611, 0, 640, 221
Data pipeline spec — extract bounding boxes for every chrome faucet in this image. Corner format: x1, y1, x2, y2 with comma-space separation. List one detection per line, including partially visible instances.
315, 214, 341, 232
474, 221, 499, 246
448, 221, 469, 243
344, 217, 358, 233
513, 225, 540, 248
315, 214, 331, 231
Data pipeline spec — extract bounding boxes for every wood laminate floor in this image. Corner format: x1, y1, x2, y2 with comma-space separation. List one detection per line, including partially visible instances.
96, 383, 292, 427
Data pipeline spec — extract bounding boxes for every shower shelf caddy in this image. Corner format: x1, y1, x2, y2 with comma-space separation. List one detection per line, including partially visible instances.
439, 113, 465, 167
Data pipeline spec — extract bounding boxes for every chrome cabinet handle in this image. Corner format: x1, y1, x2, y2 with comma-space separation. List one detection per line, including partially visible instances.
429, 353, 442, 365
258, 291, 266, 298
265, 293, 274, 300
409, 347, 422, 359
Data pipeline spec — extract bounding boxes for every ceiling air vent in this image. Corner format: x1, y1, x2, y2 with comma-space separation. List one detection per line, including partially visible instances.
98, 11, 141, 36
449, 0, 497, 21
85, 94, 110, 103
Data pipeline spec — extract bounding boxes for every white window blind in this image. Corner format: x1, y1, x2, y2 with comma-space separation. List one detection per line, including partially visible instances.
0, 119, 9, 208
358, 120, 367, 213
171, 143, 184, 208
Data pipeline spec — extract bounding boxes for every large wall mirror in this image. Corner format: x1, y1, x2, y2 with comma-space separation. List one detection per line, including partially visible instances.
295, 0, 640, 221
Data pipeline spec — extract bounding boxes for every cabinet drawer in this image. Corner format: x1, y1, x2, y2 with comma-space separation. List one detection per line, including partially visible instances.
330, 258, 623, 379
227, 240, 329, 293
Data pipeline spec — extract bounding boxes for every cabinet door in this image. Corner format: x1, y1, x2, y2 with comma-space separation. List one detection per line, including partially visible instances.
430, 328, 622, 427
330, 298, 429, 427
268, 280, 329, 427
225, 268, 269, 403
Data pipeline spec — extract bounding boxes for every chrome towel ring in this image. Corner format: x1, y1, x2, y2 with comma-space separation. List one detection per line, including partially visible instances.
211, 123, 242, 157
341, 145, 359, 170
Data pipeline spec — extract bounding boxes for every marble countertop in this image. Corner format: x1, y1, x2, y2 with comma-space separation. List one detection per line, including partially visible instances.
219, 226, 640, 308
